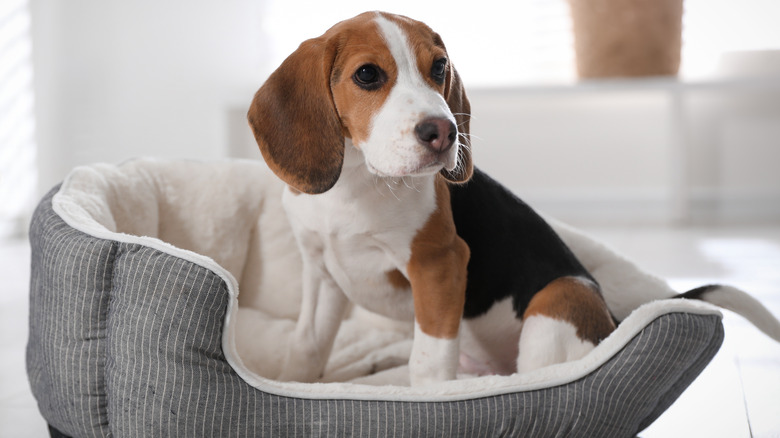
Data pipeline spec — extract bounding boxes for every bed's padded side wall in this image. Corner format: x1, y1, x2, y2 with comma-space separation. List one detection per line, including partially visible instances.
637, 312, 726, 430
28, 186, 116, 437
27, 188, 270, 437
104, 241, 258, 437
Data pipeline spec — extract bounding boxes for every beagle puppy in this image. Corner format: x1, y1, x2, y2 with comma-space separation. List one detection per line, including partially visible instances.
247, 11, 615, 386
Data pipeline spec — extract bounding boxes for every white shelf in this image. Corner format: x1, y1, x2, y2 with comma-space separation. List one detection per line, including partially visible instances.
471, 75, 780, 224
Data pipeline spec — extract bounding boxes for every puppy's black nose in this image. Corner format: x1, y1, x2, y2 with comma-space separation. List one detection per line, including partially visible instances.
415, 118, 457, 153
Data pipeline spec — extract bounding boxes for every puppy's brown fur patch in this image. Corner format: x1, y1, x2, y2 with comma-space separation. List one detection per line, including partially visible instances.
523, 276, 616, 344
407, 176, 470, 339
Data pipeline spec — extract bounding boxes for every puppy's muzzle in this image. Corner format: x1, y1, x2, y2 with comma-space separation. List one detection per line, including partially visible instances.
415, 118, 457, 154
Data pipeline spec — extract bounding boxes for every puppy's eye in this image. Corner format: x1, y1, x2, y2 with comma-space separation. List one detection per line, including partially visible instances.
353, 64, 385, 90
431, 58, 447, 84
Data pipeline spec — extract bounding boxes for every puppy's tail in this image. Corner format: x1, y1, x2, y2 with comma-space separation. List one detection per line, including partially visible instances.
677, 284, 780, 343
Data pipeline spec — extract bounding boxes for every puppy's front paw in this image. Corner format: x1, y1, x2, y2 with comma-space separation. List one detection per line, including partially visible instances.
408, 329, 460, 386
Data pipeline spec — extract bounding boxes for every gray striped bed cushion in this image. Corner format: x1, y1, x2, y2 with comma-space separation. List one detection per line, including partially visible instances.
27, 186, 724, 437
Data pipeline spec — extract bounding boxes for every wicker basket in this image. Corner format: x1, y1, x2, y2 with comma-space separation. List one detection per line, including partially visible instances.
568, 0, 683, 78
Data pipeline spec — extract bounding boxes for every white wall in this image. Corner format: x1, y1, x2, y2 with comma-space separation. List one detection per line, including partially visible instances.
30, 0, 272, 193
0, 0, 37, 237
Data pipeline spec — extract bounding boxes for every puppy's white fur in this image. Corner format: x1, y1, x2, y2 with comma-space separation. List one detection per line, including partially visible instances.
409, 322, 460, 386
517, 316, 595, 374
279, 143, 439, 383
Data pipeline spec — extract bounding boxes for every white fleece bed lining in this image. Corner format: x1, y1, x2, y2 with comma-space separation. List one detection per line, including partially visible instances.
51, 157, 722, 402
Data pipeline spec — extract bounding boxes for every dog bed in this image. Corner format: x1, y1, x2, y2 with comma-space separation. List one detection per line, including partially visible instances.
27, 158, 725, 437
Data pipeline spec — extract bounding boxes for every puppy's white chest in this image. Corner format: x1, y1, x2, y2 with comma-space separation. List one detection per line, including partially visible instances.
283, 155, 437, 319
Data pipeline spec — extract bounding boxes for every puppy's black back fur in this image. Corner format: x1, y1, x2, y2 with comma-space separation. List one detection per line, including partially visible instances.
449, 168, 597, 319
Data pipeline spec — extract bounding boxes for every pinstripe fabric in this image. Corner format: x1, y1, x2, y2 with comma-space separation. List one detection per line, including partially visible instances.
28, 186, 115, 438
28, 186, 724, 437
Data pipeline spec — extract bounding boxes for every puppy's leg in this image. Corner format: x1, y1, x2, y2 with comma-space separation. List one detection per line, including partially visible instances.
516, 276, 615, 374
278, 255, 348, 383
408, 322, 461, 386
407, 235, 470, 386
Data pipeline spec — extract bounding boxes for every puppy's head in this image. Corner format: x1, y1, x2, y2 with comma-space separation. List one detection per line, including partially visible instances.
248, 11, 472, 194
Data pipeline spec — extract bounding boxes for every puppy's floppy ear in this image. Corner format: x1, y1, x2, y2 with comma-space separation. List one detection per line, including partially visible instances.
248, 37, 344, 194
440, 64, 473, 183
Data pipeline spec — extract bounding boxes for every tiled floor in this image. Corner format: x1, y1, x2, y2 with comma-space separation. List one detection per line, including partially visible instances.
2, 225, 779, 437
